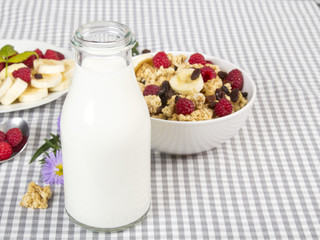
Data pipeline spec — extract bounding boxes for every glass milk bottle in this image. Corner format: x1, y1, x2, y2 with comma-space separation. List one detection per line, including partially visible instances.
60, 21, 151, 232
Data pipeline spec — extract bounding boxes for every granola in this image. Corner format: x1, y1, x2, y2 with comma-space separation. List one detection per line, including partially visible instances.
144, 95, 162, 114
135, 52, 249, 121
20, 182, 52, 209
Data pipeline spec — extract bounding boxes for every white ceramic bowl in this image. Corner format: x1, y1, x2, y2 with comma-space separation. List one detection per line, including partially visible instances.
135, 51, 256, 155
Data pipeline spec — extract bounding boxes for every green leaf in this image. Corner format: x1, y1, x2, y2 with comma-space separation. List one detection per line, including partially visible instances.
39, 158, 46, 165
44, 137, 60, 149
0, 45, 17, 58
50, 133, 61, 147
29, 142, 51, 164
0, 58, 6, 63
29, 135, 60, 164
8, 51, 38, 63
132, 42, 139, 56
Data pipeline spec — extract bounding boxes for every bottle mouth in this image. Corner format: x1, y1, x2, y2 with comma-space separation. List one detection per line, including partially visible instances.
71, 21, 136, 55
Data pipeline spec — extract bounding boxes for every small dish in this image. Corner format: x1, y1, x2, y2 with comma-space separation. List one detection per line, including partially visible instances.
0, 117, 29, 163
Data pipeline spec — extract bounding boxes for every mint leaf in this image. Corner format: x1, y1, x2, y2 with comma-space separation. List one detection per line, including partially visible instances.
0, 45, 17, 58
8, 51, 38, 63
132, 42, 139, 56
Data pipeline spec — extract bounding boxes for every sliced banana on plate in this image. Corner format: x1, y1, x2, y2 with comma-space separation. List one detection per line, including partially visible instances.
169, 68, 204, 95
34, 59, 65, 74
0, 78, 28, 105
18, 86, 48, 103
133, 53, 153, 73
49, 75, 72, 92
0, 76, 13, 99
0, 54, 75, 106
0, 63, 27, 80
31, 73, 62, 88
61, 59, 75, 79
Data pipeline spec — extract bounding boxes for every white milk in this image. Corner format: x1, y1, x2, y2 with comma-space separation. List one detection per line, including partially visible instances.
61, 56, 151, 229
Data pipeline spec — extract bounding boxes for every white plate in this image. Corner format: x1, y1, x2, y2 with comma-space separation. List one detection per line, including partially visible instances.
0, 39, 73, 113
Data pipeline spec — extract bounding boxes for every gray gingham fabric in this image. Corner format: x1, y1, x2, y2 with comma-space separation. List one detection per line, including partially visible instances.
1, 0, 320, 239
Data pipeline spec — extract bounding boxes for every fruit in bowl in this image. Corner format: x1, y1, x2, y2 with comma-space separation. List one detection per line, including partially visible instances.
133, 51, 256, 154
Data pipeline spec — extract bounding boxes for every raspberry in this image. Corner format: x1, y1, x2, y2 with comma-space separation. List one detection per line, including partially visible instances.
214, 98, 233, 117
206, 60, 214, 65
143, 84, 161, 96
224, 69, 243, 90
175, 98, 195, 115
12, 67, 31, 83
34, 48, 44, 58
12, 135, 28, 153
153, 52, 171, 68
0, 62, 5, 72
22, 48, 44, 68
201, 66, 216, 82
0, 142, 13, 161
189, 53, 206, 65
56, 52, 65, 60
6, 128, 23, 147
0, 131, 5, 142
23, 55, 37, 68
44, 49, 65, 60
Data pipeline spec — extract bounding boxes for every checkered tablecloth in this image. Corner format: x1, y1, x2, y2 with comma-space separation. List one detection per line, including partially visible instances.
1, 0, 320, 239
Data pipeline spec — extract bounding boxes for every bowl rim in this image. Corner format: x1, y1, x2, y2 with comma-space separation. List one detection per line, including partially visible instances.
134, 51, 257, 126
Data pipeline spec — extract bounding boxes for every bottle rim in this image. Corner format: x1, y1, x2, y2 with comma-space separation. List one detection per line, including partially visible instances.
70, 20, 136, 54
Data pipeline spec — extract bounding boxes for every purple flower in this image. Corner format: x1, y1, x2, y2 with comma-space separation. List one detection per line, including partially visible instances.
57, 114, 61, 135
41, 150, 64, 185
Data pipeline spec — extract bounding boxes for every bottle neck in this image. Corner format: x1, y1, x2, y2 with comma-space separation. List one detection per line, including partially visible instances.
70, 21, 136, 68
75, 48, 132, 68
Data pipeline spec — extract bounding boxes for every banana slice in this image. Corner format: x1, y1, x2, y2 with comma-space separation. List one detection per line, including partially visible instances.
0, 76, 13, 99
0, 78, 28, 105
18, 86, 48, 103
49, 75, 72, 92
34, 59, 65, 74
133, 53, 153, 73
169, 68, 204, 95
61, 59, 75, 79
0, 63, 27, 80
31, 73, 62, 89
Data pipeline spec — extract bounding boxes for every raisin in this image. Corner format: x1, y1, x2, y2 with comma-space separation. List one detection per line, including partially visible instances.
161, 80, 170, 92
205, 95, 216, 109
218, 71, 228, 80
155, 106, 163, 115
215, 90, 225, 100
159, 94, 167, 107
230, 89, 239, 102
165, 89, 175, 100
221, 86, 230, 95
175, 96, 181, 104
34, 73, 43, 79
141, 49, 151, 54
191, 68, 201, 80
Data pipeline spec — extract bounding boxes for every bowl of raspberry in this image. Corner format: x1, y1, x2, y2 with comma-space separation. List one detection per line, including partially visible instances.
134, 51, 256, 155
0, 118, 29, 163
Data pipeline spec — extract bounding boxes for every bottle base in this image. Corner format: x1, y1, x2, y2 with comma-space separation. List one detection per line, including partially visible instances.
65, 205, 150, 232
